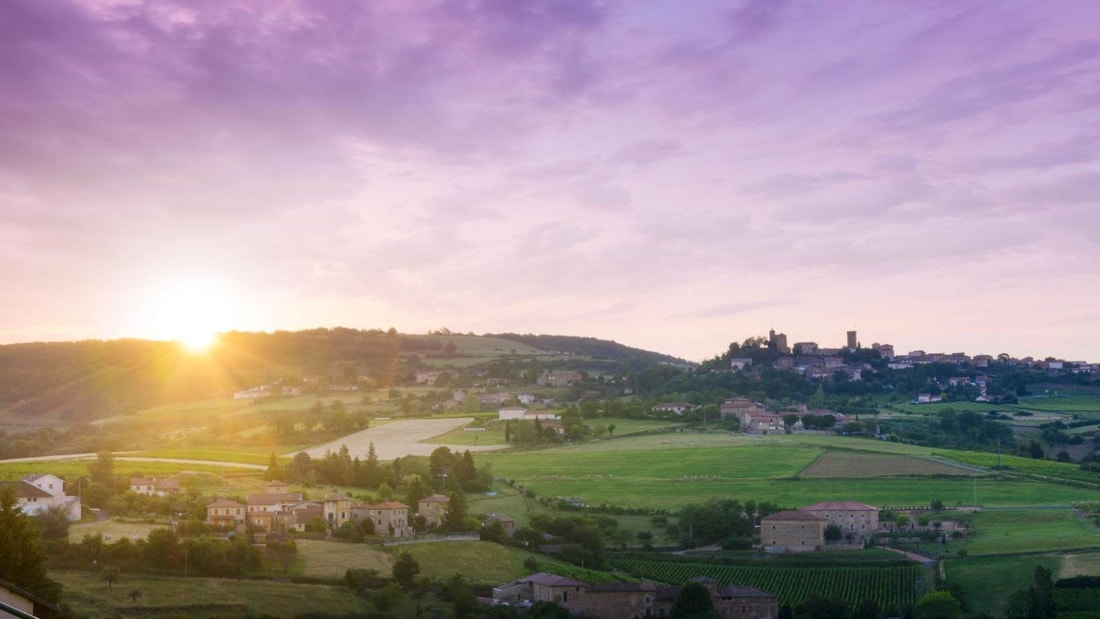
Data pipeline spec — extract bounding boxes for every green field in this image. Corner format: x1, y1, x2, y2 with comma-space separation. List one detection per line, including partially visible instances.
945, 554, 1061, 617
391, 540, 626, 585
0, 459, 258, 481
961, 509, 1100, 555
890, 395, 1100, 417
479, 433, 1100, 510
936, 450, 1100, 485
53, 570, 367, 618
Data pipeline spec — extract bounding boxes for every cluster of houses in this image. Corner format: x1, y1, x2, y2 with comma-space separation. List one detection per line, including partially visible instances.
651, 397, 846, 435
204, 482, 454, 537
493, 574, 778, 619
0, 473, 82, 521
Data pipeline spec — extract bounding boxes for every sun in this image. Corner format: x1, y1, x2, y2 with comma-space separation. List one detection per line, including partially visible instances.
136, 278, 236, 353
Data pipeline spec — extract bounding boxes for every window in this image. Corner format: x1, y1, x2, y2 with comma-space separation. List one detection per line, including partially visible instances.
562, 590, 568, 603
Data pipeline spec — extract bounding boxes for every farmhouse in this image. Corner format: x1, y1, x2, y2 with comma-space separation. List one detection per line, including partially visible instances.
492, 573, 777, 619
760, 511, 826, 552
720, 397, 765, 419
761, 502, 882, 552
801, 501, 880, 537
418, 494, 450, 527
361, 501, 412, 537
129, 477, 181, 497
1, 474, 82, 520
652, 402, 699, 415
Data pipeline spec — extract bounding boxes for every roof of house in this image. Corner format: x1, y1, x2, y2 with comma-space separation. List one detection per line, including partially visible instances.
486, 512, 515, 523
761, 510, 824, 522
22, 473, 61, 483
372, 501, 409, 510
248, 492, 302, 505
719, 584, 778, 598
588, 582, 658, 593
419, 494, 450, 504
518, 573, 586, 587
801, 501, 879, 512
0, 480, 53, 499
130, 477, 156, 485
206, 499, 245, 508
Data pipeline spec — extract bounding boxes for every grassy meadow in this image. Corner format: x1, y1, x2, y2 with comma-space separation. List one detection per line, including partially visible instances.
52, 570, 368, 618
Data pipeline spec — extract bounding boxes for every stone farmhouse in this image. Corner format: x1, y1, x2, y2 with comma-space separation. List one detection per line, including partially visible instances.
761, 501, 880, 552
493, 573, 777, 619
418, 494, 450, 527
0, 473, 82, 521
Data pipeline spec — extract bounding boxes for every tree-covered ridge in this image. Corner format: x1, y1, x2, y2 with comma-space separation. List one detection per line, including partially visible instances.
485, 333, 689, 369
0, 329, 683, 423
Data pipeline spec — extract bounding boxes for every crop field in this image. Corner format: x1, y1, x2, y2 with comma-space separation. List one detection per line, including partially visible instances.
295, 539, 393, 578
798, 452, 976, 478
69, 520, 167, 543
960, 509, 1100, 555
615, 559, 930, 609
52, 570, 366, 618
1060, 551, 1100, 578
390, 540, 629, 585
133, 448, 278, 466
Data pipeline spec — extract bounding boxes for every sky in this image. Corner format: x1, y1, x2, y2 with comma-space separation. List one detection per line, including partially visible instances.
2, 0, 1099, 363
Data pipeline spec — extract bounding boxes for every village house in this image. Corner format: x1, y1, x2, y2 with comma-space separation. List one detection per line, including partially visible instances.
760, 511, 825, 552
498, 406, 528, 420
801, 501, 880, 537
1, 577, 60, 619
205, 499, 247, 529
651, 402, 699, 415
761, 502, 881, 552
129, 477, 181, 497
2, 474, 82, 521
729, 358, 754, 370
246, 485, 304, 533
364, 501, 412, 537
323, 492, 354, 530
492, 573, 777, 619
418, 494, 450, 527
719, 397, 764, 419
484, 512, 516, 536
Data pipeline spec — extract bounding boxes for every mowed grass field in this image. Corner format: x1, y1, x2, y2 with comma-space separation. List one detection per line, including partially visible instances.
53, 570, 367, 618
69, 520, 167, 543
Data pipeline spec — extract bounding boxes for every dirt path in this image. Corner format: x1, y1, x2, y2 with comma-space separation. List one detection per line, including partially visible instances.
298, 417, 508, 461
